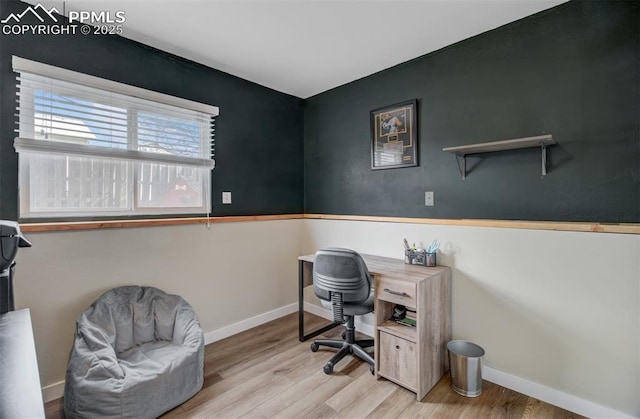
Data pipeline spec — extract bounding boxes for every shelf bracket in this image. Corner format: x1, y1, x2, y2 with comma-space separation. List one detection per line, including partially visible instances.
541, 145, 548, 176
454, 154, 466, 179
461, 155, 466, 180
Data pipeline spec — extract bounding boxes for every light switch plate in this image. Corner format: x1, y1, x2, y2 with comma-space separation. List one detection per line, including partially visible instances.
425, 191, 434, 206
222, 191, 232, 204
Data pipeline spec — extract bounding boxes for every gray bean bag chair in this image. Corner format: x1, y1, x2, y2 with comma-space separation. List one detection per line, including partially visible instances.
64, 286, 204, 418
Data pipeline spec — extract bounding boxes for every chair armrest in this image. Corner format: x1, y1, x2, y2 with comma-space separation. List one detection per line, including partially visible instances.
71, 322, 124, 380
172, 304, 204, 349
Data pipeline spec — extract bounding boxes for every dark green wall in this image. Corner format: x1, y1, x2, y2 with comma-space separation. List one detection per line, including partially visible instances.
1, 1, 638, 223
0, 0, 304, 220
304, 1, 639, 222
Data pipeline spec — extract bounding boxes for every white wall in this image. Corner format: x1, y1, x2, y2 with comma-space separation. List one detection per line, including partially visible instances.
302, 219, 640, 417
14, 219, 302, 395
12, 216, 640, 417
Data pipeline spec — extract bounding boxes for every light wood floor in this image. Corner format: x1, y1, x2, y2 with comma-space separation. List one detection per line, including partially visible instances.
45, 312, 582, 418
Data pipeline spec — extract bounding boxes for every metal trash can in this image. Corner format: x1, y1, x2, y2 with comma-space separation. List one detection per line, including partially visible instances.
447, 340, 485, 397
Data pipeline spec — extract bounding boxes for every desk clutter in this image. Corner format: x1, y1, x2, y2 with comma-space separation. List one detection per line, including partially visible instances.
403, 238, 439, 266
391, 304, 416, 327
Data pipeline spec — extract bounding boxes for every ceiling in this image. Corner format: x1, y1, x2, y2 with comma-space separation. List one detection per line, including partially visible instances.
26, 0, 566, 98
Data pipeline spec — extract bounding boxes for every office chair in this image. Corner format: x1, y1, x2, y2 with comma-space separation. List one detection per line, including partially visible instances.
310, 248, 375, 374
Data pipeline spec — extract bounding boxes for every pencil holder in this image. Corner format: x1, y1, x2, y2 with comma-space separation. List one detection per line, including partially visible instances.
426, 252, 437, 267
405, 249, 427, 266
404, 249, 413, 264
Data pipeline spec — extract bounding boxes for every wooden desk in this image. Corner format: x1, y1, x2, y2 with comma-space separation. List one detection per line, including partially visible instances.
0, 309, 45, 418
297, 253, 451, 400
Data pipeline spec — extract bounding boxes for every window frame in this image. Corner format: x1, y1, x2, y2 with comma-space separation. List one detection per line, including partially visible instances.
13, 56, 218, 220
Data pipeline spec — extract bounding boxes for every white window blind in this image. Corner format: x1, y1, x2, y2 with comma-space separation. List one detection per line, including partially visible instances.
12, 56, 219, 218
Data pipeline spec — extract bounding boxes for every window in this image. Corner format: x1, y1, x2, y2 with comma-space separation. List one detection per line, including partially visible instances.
12, 56, 218, 219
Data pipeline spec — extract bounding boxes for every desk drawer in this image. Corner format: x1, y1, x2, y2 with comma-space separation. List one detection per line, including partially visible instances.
377, 277, 416, 307
379, 331, 417, 390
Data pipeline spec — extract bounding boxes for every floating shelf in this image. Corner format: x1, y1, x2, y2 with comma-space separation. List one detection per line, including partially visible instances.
442, 134, 555, 179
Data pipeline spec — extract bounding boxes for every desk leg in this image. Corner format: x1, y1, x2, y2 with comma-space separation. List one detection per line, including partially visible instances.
298, 259, 341, 342
298, 259, 305, 341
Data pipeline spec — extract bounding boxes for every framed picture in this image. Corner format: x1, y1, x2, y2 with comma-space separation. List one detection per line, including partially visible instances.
370, 99, 418, 170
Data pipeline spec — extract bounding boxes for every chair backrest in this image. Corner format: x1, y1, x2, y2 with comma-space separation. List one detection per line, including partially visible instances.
81, 286, 186, 354
313, 248, 371, 304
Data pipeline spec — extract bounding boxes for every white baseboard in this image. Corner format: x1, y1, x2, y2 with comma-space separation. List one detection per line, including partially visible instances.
42, 380, 65, 403
42, 303, 635, 419
204, 303, 298, 345
306, 301, 634, 418
482, 366, 635, 419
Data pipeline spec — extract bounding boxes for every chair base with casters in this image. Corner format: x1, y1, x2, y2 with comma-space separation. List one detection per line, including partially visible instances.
310, 315, 375, 374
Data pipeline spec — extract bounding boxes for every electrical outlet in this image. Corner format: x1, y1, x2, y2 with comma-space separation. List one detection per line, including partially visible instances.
425, 191, 434, 207
222, 191, 232, 204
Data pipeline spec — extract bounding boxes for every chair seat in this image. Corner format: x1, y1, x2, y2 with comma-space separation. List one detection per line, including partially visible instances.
118, 341, 191, 373
117, 341, 202, 417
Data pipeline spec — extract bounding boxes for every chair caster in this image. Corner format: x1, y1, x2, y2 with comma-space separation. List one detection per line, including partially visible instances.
310, 343, 319, 352
369, 364, 375, 375
323, 363, 334, 374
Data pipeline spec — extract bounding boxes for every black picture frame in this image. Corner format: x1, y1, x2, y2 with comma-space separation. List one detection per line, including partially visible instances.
370, 99, 418, 170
